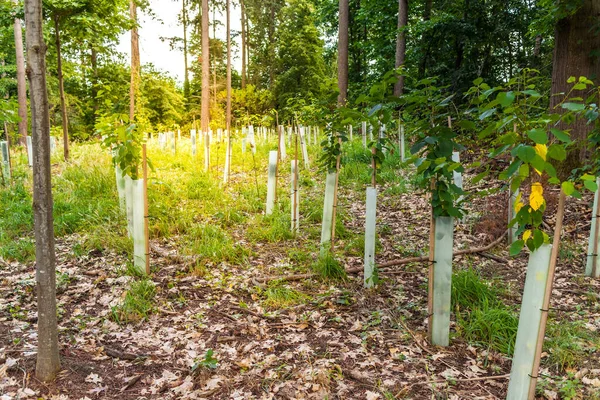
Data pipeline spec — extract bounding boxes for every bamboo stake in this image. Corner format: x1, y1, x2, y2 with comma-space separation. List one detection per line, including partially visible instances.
142, 144, 149, 275
330, 136, 342, 251
527, 190, 566, 399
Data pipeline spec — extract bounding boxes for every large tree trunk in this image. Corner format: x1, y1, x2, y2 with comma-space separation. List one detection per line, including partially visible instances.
337, 0, 349, 105
13, 4, 28, 146
241, 0, 246, 89
53, 15, 69, 161
129, 0, 140, 122
201, 0, 210, 140
212, 8, 217, 104
182, 0, 190, 105
24, 0, 60, 382
393, 0, 408, 97
550, 0, 600, 166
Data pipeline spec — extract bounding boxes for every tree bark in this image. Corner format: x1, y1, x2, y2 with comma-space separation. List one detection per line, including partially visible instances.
226, 0, 231, 130
182, 0, 190, 105
241, 0, 246, 89
337, 0, 349, 105
24, 0, 60, 382
13, 4, 28, 145
393, 0, 408, 96
53, 15, 69, 161
201, 0, 210, 137
129, 0, 140, 122
550, 0, 600, 165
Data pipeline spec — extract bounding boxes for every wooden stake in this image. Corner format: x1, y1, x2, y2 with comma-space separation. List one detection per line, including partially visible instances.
591, 182, 600, 276
142, 144, 149, 275
527, 190, 566, 399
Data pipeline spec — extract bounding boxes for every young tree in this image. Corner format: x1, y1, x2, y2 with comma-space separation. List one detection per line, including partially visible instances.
337, 0, 348, 105
393, 0, 407, 97
129, 0, 140, 121
51, 11, 69, 159
13, 0, 27, 145
24, 0, 60, 382
201, 0, 210, 145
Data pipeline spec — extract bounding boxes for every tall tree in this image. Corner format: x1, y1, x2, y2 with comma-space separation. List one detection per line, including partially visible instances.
24, 0, 60, 382
550, 0, 600, 161
393, 0, 407, 96
337, 0, 348, 105
13, 0, 27, 145
226, 0, 231, 130
52, 12, 69, 159
201, 0, 209, 154
129, 0, 140, 122
240, 0, 246, 89
182, 0, 190, 104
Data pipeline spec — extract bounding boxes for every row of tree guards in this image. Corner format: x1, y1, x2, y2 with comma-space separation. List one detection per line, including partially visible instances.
0, 136, 59, 181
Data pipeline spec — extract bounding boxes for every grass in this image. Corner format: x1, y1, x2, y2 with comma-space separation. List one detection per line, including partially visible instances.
262, 284, 308, 309
111, 279, 156, 324
183, 224, 247, 265
312, 251, 347, 281
246, 210, 294, 243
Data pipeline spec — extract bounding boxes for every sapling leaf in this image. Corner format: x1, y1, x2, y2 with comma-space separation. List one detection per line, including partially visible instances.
509, 240, 525, 256
561, 102, 585, 111
583, 179, 598, 192
561, 181, 575, 196
527, 128, 547, 144
517, 146, 536, 163
547, 144, 566, 161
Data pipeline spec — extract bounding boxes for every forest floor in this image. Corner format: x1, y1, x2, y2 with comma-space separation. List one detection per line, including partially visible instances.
1, 139, 600, 400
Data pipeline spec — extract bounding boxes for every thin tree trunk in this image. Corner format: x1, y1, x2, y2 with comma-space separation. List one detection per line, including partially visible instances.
337, 0, 349, 105
226, 0, 231, 131
245, 8, 250, 84
241, 0, 246, 89
129, 0, 140, 122
201, 0, 210, 146
183, 0, 190, 104
393, 0, 408, 96
53, 15, 69, 161
24, 0, 60, 382
13, 4, 28, 145
212, 7, 217, 104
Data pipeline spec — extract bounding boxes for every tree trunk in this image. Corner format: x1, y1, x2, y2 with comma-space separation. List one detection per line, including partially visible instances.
337, 0, 349, 105
183, 0, 190, 105
393, 0, 408, 96
550, 0, 600, 167
24, 0, 60, 382
201, 0, 210, 136
129, 0, 140, 122
53, 15, 69, 161
13, 4, 28, 146
226, 0, 231, 130
212, 7, 217, 105
241, 0, 246, 89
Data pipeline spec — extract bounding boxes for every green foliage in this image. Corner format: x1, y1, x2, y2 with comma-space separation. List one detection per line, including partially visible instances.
312, 251, 346, 281
192, 349, 219, 371
111, 279, 156, 324
97, 115, 145, 180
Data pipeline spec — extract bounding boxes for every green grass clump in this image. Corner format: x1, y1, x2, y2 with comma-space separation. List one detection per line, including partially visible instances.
545, 320, 600, 371
312, 251, 346, 281
246, 211, 294, 243
112, 279, 156, 324
262, 285, 308, 309
184, 224, 247, 265
451, 269, 501, 311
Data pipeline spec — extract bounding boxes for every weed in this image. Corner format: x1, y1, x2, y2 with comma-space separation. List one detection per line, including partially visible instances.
112, 279, 156, 324
262, 285, 308, 309
545, 320, 598, 371
246, 211, 294, 243
451, 269, 501, 311
192, 349, 219, 371
312, 252, 347, 281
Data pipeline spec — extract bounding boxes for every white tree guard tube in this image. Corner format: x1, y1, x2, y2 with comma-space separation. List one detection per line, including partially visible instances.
399, 124, 405, 162
170, 131, 176, 153
1, 141, 10, 180
204, 130, 211, 172
431, 216, 454, 346
290, 159, 299, 232
299, 127, 310, 168
279, 126, 287, 160
115, 165, 126, 212
177, 129, 181, 141
362, 121, 367, 148
266, 151, 277, 215
132, 178, 147, 274
223, 132, 231, 184
191, 129, 197, 156
586, 177, 600, 277
241, 138, 247, 154
217, 128, 222, 143
124, 175, 134, 238
313, 126, 317, 144
507, 244, 553, 400
451, 152, 463, 203
349, 125, 353, 141
320, 171, 337, 254
369, 124, 373, 142
50, 137, 56, 154
508, 187, 520, 244
364, 187, 378, 288
26, 135, 33, 167
288, 126, 292, 146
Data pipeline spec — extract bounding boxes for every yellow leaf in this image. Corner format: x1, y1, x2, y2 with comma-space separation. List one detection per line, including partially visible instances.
523, 229, 532, 241
535, 144, 547, 161
514, 192, 524, 212
530, 183, 544, 211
